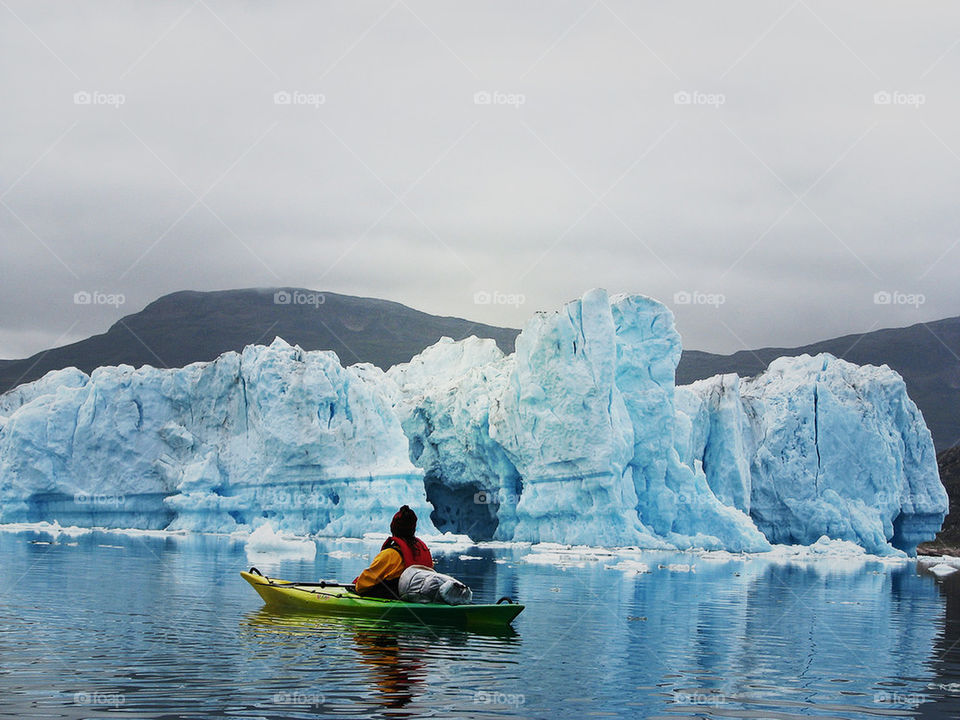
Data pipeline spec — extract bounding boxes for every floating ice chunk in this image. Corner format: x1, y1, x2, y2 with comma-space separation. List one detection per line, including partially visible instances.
917, 555, 960, 569
245, 523, 317, 560
423, 532, 475, 545
0, 520, 92, 539
520, 552, 588, 568
605, 560, 651, 574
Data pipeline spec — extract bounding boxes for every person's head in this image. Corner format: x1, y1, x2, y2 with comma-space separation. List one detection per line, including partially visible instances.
390, 505, 417, 538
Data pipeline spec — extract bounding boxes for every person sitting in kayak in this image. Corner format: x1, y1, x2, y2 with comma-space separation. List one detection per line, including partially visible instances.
354, 505, 433, 599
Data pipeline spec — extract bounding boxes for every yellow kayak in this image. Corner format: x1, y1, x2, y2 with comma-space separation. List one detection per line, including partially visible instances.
241, 569, 524, 628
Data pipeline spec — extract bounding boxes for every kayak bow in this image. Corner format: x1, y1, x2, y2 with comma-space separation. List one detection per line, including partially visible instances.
240, 569, 524, 628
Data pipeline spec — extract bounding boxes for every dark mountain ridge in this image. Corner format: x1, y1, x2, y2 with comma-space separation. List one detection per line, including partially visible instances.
0, 288, 520, 392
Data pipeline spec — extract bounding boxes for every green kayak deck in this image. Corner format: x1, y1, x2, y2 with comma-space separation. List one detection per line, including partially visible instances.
240, 570, 524, 628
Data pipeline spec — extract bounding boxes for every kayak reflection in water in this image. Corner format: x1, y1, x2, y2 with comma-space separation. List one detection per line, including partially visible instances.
354, 505, 433, 599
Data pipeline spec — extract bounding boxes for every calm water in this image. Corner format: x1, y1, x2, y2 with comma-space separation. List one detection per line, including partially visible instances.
3, 529, 960, 719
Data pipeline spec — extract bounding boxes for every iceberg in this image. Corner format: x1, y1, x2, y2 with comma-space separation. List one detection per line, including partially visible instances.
0, 290, 947, 554
0, 339, 434, 537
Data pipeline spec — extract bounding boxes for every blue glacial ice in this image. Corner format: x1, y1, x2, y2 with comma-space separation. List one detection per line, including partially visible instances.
0, 290, 947, 554
0, 341, 434, 537
678, 354, 948, 555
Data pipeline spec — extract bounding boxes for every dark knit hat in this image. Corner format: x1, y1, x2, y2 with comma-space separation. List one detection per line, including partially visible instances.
390, 505, 417, 537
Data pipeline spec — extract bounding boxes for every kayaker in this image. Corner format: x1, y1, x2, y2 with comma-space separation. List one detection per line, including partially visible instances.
354, 505, 433, 599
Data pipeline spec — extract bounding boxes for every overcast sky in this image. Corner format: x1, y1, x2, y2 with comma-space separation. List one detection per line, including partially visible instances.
1, 1, 959, 360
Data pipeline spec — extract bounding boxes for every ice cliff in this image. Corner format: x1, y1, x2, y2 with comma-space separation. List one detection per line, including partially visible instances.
0, 290, 947, 554
0, 342, 433, 536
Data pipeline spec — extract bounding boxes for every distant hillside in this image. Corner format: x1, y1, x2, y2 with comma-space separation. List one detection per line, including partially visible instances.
0, 288, 520, 393
919, 445, 960, 553
677, 317, 960, 452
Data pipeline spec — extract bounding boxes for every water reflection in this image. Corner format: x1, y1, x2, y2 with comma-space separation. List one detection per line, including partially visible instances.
243, 608, 520, 714
4, 530, 960, 719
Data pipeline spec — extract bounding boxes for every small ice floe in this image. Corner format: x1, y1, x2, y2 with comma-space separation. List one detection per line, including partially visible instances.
692, 549, 751, 563
604, 560, 651, 574
327, 550, 361, 559
420, 532, 476, 552
918, 555, 960, 568
769, 536, 869, 559
476, 540, 531, 550
521, 552, 584, 567
426, 532, 474, 544
245, 522, 317, 560
927, 564, 958, 578
3, 520, 91, 540
458, 555, 482, 561
764, 536, 909, 571
521, 543, 617, 568
917, 556, 960, 579
108, 527, 187, 539
661, 563, 695, 573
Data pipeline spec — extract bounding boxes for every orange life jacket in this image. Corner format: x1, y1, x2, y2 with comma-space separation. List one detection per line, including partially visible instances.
382, 535, 433, 569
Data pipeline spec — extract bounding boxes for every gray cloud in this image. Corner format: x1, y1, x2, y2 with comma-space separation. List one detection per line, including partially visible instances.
1, 0, 958, 359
